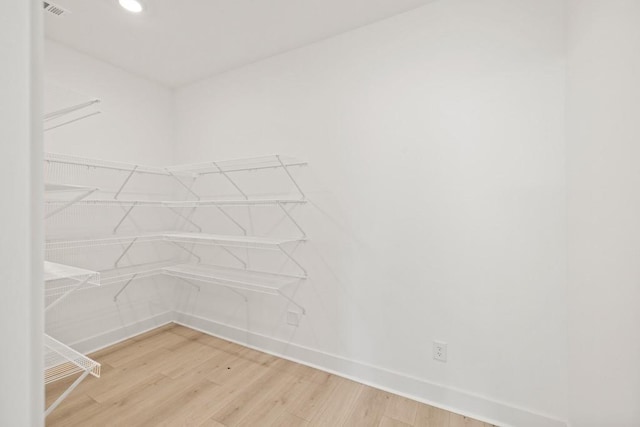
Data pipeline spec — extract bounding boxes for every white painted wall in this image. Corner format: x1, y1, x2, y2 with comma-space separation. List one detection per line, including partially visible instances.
44, 40, 174, 165
0, 1, 44, 426
173, 1, 568, 425
566, 1, 640, 426
43, 40, 177, 347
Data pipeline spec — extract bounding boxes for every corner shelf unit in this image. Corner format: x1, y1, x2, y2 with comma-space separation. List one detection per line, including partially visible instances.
44, 334, 101, 417
43, 151, 310, 414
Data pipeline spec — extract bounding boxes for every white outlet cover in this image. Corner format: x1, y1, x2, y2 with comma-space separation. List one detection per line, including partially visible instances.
433, 341, 447, 362
286, 311, 301, 327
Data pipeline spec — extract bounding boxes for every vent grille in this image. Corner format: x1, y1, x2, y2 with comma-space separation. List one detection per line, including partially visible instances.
43, 1, 69, 17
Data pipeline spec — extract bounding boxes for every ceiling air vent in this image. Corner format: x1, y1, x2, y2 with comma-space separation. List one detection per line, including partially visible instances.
43, 1, 70, 17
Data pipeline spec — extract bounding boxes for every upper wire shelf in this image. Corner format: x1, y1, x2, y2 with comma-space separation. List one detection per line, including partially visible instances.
165, 154, 308, 176
45, 152, 170, 176
44, 99, 101, 132
44, 198, 307, 207
44, 152, 308, 177
163, 232, 306, 248
164, 263, 301, 293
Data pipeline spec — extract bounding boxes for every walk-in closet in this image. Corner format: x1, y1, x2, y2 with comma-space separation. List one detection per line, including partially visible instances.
2, 1, 640, 426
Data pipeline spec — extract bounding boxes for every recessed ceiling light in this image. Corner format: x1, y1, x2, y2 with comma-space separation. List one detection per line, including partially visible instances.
119, 0, 143, 13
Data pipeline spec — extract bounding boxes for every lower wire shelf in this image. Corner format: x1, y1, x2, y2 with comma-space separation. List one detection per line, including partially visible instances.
164, 264, 307, 313
44, 334, 100, 417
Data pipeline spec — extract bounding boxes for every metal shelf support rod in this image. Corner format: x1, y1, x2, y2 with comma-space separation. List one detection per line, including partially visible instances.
215, 205, 247, 235
45, 276, 92, 313
212, 161, 249, 200
167, 207, 203, 233
113, 165, 138, 200
277, 155, 305, 199
113, 203, 137, 234
44, 188, 98, 219
277, 202, 306, 238
278, 243, 307, 276
45, 369, 92, 417
114, 237, 139, 268
278, 290, 306, 315
113, 273, 138, 302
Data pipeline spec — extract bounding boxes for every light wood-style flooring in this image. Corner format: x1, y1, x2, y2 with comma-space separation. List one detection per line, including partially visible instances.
46, 324, 496, 427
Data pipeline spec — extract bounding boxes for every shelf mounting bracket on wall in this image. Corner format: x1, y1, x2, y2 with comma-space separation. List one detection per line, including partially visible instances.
113, 165, 138, 200
113, 203, 138, 234
276, 201, 306, 238
113, 273, 138, 302
113, 237, 139, 268
276, 154, 305, 199
212, 161, 249, 200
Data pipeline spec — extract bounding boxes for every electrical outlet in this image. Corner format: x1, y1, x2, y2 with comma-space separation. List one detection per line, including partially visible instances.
433, 341, 447, 362
286, 311, 301, 327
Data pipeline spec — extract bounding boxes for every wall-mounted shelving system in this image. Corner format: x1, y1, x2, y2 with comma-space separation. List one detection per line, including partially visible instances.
43, 151, 309, 416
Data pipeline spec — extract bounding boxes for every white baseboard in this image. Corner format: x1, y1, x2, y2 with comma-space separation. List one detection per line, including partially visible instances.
69, 311, 174, 354
174, 311, 567, 427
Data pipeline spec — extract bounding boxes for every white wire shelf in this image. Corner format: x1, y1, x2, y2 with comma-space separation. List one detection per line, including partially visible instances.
44, 261, 100, 283
45, 183, 99, 194
165, 154, 307, 176
44, 99, 101, 132
162, 198, 307, 207
46, 233, 165, 251
100, 261, 173, 286
44, 261, 100, 311
164, 264, 306, 313
164, 264, 302, 294
44, 198, 306, 207
44, 183, 99, 219
163, 232, 306, 248
45, 152, 170, 176
47, 232, 305, 251
44, 334, 100, 417
44, 334, 100, 384
44, 152, 307, 177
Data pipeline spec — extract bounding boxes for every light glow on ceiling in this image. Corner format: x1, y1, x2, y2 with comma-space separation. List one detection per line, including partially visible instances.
118, 0, 143, 13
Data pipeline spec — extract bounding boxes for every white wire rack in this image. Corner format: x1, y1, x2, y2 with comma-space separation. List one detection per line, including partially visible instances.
44, 261, 100, 311
165, 154, 307, 176
44, 183, 99, 219
45, 152, 307, 177
44, 198, 306, 207
164, 263, 306, 313
163, 232, 305, 248
44, 99, 101, 132
100, 261, 176, 302
44, 334, 100, 417
45, 152, 170, 176
47, 231, 307, 278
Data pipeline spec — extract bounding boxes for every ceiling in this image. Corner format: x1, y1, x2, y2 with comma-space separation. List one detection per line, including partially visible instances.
45, 0, 434, 88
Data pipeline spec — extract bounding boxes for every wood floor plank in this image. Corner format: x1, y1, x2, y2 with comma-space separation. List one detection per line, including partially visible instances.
385, 393, 418, 425
235, 371, 303, 426
379, 415, 413, 427
287, 372, 338, 421
343, 386, 392, 426
415, 404, 451, 426
271, 411, 310, 427
308, 376, 364, 426
45, 324, 493, 427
